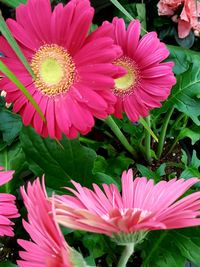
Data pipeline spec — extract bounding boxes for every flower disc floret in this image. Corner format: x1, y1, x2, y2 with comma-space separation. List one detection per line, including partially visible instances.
31, 44, 76, 96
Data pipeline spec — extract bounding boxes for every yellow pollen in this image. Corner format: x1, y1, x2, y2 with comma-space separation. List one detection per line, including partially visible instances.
31, 44, 75, 96
114, 56, 138, 97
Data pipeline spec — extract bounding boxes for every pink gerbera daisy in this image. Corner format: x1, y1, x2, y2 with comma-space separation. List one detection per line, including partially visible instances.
0, 0, 123, 139
0, 167, 19, 237
18, 178, 87, 267
106, 18, 176, 122
54, 169, 200, 245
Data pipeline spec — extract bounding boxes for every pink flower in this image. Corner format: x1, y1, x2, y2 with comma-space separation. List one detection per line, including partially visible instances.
157, 0, 184, 16
0, 0, 122, 139
54, 169, 200, 244
0, 167, 19, 237
17, 178, 74, 267
178, 0, 200, 38
106, 19, 176, 122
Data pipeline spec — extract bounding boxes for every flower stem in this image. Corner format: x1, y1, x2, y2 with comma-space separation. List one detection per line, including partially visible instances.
3, 148, 10, 193
157, 108, 174, 159
117, 244, 134, 267
144, 116, 151, 163
105, 116, 138, 159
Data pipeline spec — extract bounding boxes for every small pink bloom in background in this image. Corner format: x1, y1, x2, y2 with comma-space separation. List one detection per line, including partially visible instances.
17, 178, 74, 267
0, 166, 19, 237
0, 0, 123, 140
106, 19, 176, 122
178, 0, 200, 38
157, 0, 200, 38
54, 169, 200, 244
157, 0, 184, 16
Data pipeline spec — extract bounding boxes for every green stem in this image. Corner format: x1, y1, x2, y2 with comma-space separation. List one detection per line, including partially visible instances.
105, 116, 138, 159
117, 244, 134, 267
157, 108, 174, 159
3, 148, 9, 193
170, 113, 185, 132
144, 116, 151, 163
166, 115, 188, 157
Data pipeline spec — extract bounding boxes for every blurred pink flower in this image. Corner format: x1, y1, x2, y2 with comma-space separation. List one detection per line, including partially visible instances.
157, 0, 184, 16
17, 178, 74, 267
0, 0, 123, 139
0, 167, 19, 237
178, 0, 200, 38
106, 19, 176, 122
54, 169, 200, 244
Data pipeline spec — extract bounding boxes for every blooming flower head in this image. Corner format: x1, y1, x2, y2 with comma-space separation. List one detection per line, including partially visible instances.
54, 169, 200, 245
157, 0, 184, 16
178, 0, 200, 38
0, 0, 123, 139
18, 178, 86, 267
0, 166, 19, 237
105, 18, 176, 122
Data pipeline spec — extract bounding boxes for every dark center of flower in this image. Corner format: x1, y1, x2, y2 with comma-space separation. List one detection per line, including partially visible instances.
31, 44, 75, 96
114, 56, 139, 97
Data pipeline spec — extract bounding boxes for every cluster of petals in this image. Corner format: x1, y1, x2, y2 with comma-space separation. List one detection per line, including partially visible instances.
53, 169, 200, 237
0, 166, 19, 237
17, 178, 74, 267
158, 0, 200, 38
0, 0, 123, 139
158, 0, 184, 16
0, 0, 177, 139
106, 18, 176, 122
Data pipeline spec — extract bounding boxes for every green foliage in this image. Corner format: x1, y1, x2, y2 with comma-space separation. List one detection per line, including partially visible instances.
168, 45, 200, 75
20, 126, 97, 189
178, 126, 200, 145
141, 227, 200, 267
181, 150, 200, 179
136, 163, 166, 182
0, 0, 26, 8
0, 110, 22, 145
0, 262, 18, 267
110, 0, 133, 21
0, 142, 27, 192
159, 60, 200, 126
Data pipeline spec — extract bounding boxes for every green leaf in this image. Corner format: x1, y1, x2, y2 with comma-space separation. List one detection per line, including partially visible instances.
20, 126, 97, 189
181, 151, 200, 179
0, 110, 22, 144
168, 45, 200, 75
175, 30, 195, 49
116, 3, 146, 35
110, 0, 134, 21
0, 142, 27, 192
0, 0, 26, 7
160, 60, 200, 125
136, 163, 166, 182
0, 262, 17, 267
140, 117, 158, 142
178, 126, 200, 145
141, 228, 200, 267
0, 12, 33, 77
0, 61, 45, 122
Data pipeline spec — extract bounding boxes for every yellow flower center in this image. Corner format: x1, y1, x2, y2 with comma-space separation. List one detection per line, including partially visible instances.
114, 56, 139, 97
31, 44, 75, 97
